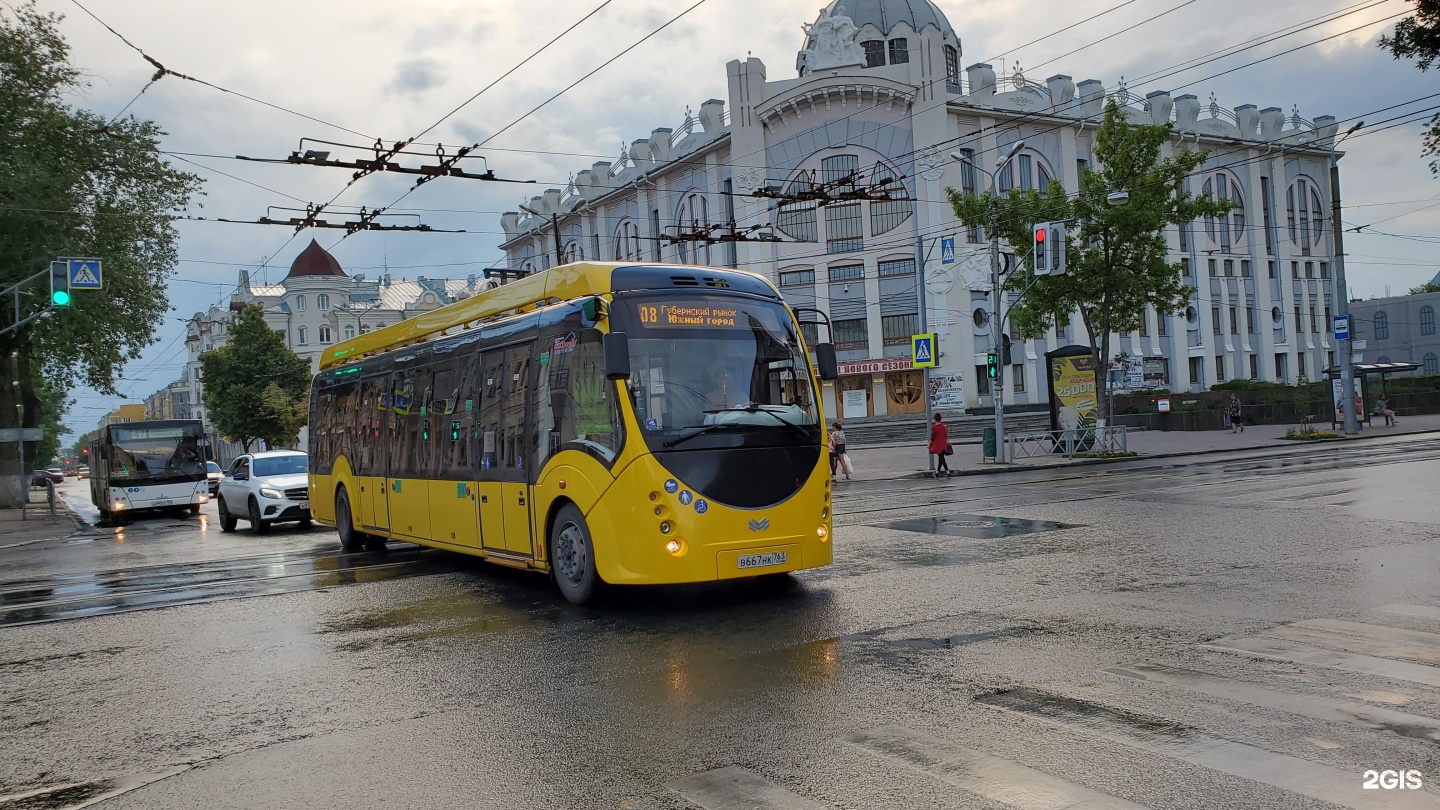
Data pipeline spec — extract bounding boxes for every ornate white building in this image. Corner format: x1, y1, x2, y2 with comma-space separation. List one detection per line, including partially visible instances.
182, 240, 495, 456
499, 0, 1348, 420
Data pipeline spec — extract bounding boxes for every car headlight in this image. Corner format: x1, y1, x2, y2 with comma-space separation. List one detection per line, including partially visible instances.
259, 487, 283, 500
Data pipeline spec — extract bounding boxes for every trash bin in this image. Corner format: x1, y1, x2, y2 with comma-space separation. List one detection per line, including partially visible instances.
982, 427, 996, 460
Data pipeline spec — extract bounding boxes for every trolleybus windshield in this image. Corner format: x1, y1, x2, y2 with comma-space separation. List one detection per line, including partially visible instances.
618, 295, 821, 450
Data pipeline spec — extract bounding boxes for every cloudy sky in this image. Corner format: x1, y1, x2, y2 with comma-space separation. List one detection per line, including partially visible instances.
31, 0, 1440, 434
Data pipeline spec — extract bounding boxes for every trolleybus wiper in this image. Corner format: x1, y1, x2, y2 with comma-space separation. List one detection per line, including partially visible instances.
661, 422, 744, 449
702, 405, 813, 441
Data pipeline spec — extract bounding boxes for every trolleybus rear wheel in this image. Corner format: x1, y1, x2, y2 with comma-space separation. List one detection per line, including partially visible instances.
550, 504, 598, 605
336, 488, 364, 551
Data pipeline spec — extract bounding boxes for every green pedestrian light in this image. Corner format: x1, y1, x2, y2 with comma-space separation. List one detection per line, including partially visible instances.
49, 262, 71, 307
986, 352, 999, 379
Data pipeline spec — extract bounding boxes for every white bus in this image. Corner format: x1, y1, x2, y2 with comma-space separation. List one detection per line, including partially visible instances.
89, 419, 212, 521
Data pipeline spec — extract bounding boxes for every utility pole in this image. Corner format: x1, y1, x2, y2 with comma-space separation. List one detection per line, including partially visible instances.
1331, 122, 1363, 435
989, 194, 1005, 460
551, 213, 565, 267
914, 233, 933, 471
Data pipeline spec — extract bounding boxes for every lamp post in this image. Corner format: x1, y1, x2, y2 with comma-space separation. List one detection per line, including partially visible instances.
952, 141, 1026, 461
1330, 121, 1363, 435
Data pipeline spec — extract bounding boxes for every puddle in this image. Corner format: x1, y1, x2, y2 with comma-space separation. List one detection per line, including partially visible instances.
846, 625, 1048, 650
878, 513, 1077, 539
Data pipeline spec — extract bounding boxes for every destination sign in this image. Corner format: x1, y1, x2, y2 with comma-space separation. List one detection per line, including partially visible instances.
636, 303, 743, 329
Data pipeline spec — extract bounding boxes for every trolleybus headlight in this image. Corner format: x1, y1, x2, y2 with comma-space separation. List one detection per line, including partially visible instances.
817, 525, 828, 540
260, 487, 283, 500
659, 521, 672, 535
666, 539, 681, 554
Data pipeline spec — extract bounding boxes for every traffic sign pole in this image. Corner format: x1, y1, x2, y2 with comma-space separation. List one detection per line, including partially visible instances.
915, 233, 934, 470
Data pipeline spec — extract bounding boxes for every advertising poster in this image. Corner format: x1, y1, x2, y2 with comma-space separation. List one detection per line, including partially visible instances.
1048, 354, 1100, 432
928, 372, 966, 410
841, 389, 868, 420
1331, 376, 1366, 422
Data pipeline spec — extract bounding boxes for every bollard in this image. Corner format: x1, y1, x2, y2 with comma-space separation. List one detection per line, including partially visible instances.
46, 479, 56, 520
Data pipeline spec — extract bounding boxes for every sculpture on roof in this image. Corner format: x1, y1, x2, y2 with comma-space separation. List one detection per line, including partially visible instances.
798, 5, 864, 76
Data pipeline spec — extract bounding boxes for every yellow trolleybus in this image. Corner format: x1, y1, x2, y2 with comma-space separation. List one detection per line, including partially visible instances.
308, 262, 839, 603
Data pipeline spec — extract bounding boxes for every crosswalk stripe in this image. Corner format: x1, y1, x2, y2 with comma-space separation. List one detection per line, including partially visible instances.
1203, 636, 1440, 688
1298, 619, 1440, 648
978, 687, 1440, 810
845, 725, 1150, 809
667, 766, 827, 810
1265, 624, 1440, 666
1380, 604, 1440, 621
1107, 663, 1440, 744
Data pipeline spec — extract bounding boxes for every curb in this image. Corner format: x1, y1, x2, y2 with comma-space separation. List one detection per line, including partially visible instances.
885, 425, 1440, 480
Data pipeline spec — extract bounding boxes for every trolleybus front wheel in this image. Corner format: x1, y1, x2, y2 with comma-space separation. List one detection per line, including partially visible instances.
550, 504, 598, 605
335, 488, 364, 551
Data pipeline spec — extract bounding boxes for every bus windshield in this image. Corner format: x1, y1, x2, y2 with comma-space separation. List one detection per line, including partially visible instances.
619, 295, 821, 450
107, 424, 207, 484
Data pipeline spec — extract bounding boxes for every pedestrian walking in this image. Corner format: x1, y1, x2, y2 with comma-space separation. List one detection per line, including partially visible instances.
928, 412, 952, 478
827, 429, 839, 480
831, 422, 852, 481
1227, 394, 1244, 433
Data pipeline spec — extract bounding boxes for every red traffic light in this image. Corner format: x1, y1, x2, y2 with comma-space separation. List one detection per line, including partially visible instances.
1035, 228, 1046, 243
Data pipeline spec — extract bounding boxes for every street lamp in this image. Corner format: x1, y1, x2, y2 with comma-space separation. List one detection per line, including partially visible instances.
1330, 120, 1363, 435
1106, 190, 1130, 205
951, 140, 1025, 461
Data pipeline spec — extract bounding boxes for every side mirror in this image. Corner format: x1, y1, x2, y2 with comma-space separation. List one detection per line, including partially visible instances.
99, 445, 110, 460
603, 332, 631, 381
203, 446, 214, 461
234, 472, 248, 482
815, 343, 839, 381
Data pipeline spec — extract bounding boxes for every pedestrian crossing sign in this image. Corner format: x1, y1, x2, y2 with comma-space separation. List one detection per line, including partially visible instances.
940, 235, 956, 265
911, 333, 938, 367
67, 259, 103, 290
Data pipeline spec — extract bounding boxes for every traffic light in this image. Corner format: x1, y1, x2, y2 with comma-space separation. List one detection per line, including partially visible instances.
986, 352, 1000, 380
1032, 226, 1048, 275
1032, 222, 1068, 276
49, 262, 70, 307
1001, 334, 1013, 366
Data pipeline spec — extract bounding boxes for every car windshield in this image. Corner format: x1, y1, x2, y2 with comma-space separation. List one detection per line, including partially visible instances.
207, 462, 221, 473
108, 424, 206, 483
619, 295, 820, 449
252, 455, 307, 477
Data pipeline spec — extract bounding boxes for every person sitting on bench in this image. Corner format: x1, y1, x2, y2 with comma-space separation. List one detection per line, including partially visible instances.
1374, 396, 1398, 426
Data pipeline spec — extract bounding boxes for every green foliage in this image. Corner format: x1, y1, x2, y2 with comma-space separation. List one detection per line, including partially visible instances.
946, 100, 1231, 418
1211, 379, 1286, 390
1409, 281, 1440, 294
1283, 425, 1339, 440
0, 2, 201, 495
1381, 0, 1440, 174
199, 306, 310, 451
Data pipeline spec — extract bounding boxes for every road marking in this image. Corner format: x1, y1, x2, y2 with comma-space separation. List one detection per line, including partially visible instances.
1107, 663, 1440, 744
1380, 604, 1440, 622
1266, 624, 1440, 666
667, 766, 827, 810
978, 687, 1440, 810
845, 724, 1150, 809
1301, 618, 1440, 649
1202, 636, 1440, 688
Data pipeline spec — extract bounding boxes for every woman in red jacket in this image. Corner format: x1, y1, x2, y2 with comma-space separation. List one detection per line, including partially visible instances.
928, 412, 951, 478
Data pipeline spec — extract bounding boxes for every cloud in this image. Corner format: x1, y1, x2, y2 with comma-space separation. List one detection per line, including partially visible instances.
389, 57, 450, 94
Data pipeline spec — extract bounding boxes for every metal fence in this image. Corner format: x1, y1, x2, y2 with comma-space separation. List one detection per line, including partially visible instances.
1006, 426, 1129, 461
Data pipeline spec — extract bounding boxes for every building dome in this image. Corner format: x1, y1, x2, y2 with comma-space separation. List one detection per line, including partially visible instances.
285, 239, 347, 279
810, 0, 956, 41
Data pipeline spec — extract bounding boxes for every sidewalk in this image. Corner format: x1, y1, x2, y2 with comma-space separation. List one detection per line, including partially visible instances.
0, 487, 82, 548
840, 413, 1440, 482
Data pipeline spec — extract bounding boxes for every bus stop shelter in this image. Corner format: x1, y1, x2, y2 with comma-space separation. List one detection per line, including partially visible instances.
1324, 361, 1421, 427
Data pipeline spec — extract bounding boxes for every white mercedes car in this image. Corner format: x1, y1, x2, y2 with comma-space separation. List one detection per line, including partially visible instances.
216, 450, 312, 534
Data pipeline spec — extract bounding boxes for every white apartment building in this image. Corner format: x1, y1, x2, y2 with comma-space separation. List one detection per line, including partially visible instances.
499, 0, 1346, 420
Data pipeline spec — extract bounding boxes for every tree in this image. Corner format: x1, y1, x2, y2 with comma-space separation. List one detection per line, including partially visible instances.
0, 3, 201, 504
1381, 1, 1440, 173
1409, 280, 1440, 294
947, 99, 1231, 420
199, 306, 311, 452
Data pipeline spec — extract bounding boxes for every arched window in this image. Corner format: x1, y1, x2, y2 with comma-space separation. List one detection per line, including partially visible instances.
1374, 311, 1390, 340
998, 149, 1053, 194
1201, 170, 1246, 253
297, 325, 308, 344
295, 295, 307, 312
1377, 355, 1391, 363
360, 324, 371, 335
316, 294, 330, 310
564, 240, 583, 263
344, 325, 356, 340
521, 260, 537, 277
1422, 305, 1436, 336
1286, 177, 1325, 256
675, 191, 709, 265
777, 170, 818, 243
869, 163, 913, 235
1425, 352, 1439, 376
613, 220, 641, 261
319, 325, 333, 344
944, 45, 960, 86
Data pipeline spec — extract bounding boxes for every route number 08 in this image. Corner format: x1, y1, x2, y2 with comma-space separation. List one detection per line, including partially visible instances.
638, 306, 660, 324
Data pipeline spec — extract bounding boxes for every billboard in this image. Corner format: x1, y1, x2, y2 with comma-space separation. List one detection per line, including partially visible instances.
928, 373, 966, 410
1046, 347, 1100, 433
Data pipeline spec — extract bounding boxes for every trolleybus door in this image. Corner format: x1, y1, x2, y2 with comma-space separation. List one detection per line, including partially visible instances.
478, 345, 533, 556
360, 374, 391, 533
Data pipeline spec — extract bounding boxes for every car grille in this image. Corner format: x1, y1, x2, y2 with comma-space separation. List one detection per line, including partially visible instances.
285, 486, 309, 501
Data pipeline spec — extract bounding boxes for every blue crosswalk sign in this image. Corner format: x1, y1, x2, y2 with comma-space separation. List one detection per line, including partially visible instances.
940, 236, 956, 265
67, 259, 103, 290
911, 333, 937, 367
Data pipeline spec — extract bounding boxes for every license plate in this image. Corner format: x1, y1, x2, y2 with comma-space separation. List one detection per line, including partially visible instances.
153, 499, 173, 506
737, 551, 787, 569
298, 501, 310, 511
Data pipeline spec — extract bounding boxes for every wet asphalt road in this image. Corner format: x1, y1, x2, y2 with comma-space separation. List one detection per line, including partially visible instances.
4, 437, 1440, 809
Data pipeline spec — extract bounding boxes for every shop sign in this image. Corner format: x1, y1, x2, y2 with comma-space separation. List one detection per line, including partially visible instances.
837, 357, 913, 376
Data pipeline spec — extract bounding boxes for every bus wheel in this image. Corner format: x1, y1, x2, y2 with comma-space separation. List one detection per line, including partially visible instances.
550, 504, 598, 605
248, 497, 270, 535
189, 504, 201, 516
336, 488, 364, 551
216, 496, 237, 532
